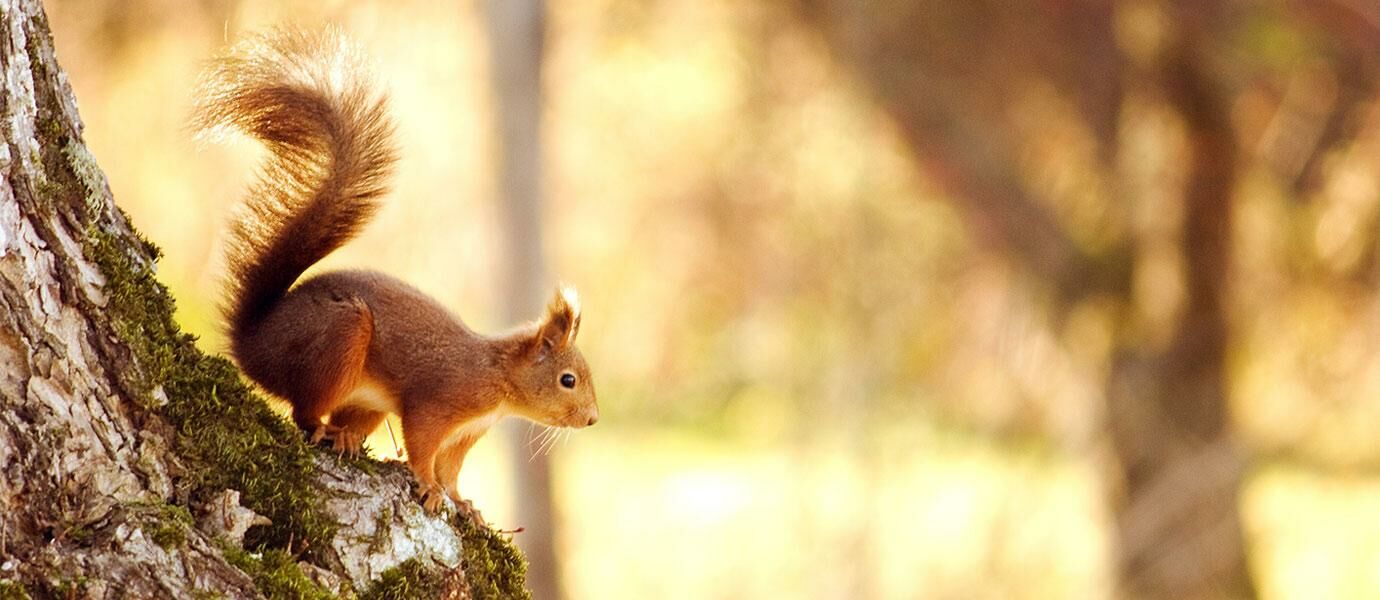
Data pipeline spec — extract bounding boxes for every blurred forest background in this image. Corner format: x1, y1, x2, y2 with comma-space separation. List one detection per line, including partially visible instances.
42, 0, 1380, 598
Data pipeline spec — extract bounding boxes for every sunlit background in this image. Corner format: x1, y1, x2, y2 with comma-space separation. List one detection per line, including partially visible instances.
44, 0, 1380, 598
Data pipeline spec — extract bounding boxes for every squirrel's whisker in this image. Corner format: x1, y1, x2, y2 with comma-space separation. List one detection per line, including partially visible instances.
535, 426, 562, 458
529, 426, 554, 457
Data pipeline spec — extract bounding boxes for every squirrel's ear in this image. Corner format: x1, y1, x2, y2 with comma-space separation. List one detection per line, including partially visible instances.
532, 285, 581, 358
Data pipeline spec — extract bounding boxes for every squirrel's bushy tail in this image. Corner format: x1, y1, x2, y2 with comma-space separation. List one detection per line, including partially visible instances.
196, 28, 397, 340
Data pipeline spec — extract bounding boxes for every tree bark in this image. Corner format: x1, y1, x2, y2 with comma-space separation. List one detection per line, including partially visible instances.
0, 1, 527, 598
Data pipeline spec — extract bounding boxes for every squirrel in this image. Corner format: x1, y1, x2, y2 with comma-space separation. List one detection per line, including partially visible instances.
195, 28, 598, 513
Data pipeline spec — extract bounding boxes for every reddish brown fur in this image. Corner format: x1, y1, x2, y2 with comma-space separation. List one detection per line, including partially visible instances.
201, 29, 598, 514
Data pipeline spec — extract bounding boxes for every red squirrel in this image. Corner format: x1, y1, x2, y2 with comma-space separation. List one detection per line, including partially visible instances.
196, 29, 598, 513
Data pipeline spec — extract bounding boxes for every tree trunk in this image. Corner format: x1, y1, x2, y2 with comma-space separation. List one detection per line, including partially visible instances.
483, 1, 562, 599
793, 2, 1255, 597
0, 1, 528, 597
1105, 21, 1254, 599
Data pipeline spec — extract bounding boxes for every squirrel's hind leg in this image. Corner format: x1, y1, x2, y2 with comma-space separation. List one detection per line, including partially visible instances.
285, 297, 374, 441
327, 406, 386, 457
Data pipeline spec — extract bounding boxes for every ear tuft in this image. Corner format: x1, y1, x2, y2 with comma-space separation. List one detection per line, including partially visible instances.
559, 284, 581, 320
535, 284, 582, 355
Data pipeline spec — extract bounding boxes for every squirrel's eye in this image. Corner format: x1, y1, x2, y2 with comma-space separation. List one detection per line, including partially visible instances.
559, 372, 577, 389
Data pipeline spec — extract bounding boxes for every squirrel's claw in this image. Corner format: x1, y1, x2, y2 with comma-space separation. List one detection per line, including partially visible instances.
446, 487, 487, 527
419, 487, 484, 526
421, 486, 446, 514
310, 424, 341, 445
456, 498, 487, 528
332, 429, 366, 458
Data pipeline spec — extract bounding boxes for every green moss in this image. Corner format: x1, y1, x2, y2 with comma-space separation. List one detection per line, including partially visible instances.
62, 140, 106, 217
145, 520, 186, 549
63, 161, 335, 566
160, 355, 340, 552
0, 580, 30, 600
367, 507, 394, 555
76, 188, 337, 560
356, 516, 531, 600
49, 576, 87, 599
86, 227, 176, 407
61, 523, 94, 544
356, 559, 445, 600
134, 500, 195, 549
455, 516, 530, 600
223, 547, 332, 600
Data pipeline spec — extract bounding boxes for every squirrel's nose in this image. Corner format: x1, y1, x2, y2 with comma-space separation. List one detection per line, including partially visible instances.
586, 413, 598, 427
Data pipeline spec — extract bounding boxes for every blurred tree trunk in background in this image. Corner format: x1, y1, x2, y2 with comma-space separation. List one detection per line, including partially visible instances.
1105, 13, 1248, 595
485, 1, 562, 599
794, 1, 1257, 597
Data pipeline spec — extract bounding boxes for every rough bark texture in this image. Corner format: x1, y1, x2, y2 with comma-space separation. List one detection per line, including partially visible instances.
0, 1, 528, 598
